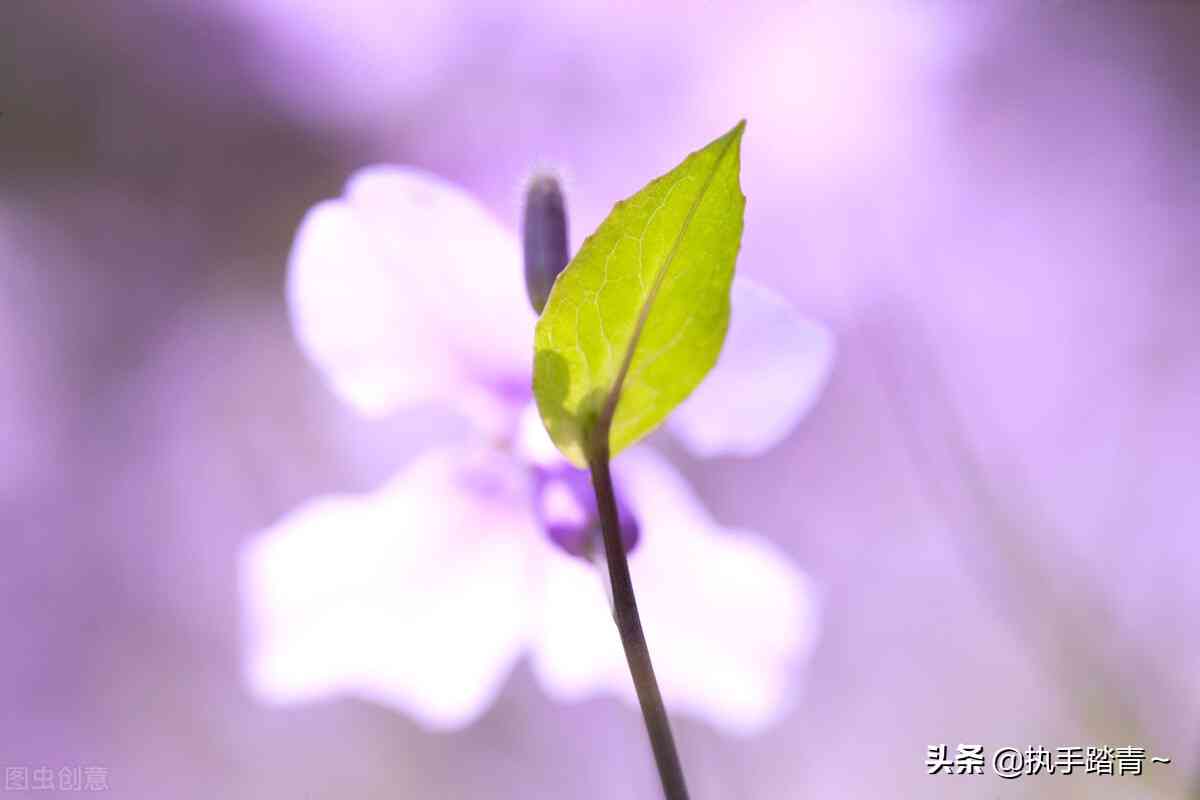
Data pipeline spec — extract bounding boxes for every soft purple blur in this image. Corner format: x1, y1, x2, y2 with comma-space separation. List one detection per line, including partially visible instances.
2, 2, 1198, 798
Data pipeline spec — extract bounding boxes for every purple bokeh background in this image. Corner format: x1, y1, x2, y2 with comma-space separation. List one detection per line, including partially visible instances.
2, 1, 1198, 797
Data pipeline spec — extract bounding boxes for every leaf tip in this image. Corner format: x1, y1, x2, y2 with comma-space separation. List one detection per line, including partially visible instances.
723, 119, 747, 170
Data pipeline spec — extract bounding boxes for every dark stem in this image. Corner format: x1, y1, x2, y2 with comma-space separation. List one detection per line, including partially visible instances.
587, 438, 690, 800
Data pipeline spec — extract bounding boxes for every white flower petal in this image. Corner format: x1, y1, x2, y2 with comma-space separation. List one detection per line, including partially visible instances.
530, 545, 620, 699
287, 166, 534, 418
669, 277, 835, 458
515, 400, 565, 468
530, 448, 820, 735
240, 446, 536, 730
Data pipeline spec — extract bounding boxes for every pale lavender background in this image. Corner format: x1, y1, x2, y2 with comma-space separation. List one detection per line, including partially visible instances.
1, 1, 1198, 798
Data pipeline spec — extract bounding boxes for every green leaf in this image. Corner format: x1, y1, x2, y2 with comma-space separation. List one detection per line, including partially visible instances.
533, 121, 747, 467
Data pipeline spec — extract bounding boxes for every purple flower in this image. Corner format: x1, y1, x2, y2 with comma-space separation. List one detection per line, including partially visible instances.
239, 166, 835, 734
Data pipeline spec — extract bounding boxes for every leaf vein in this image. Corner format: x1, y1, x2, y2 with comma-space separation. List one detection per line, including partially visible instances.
599, 130, 742, 430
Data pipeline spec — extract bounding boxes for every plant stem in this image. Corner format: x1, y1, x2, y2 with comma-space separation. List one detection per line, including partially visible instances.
588, 442, 690, 800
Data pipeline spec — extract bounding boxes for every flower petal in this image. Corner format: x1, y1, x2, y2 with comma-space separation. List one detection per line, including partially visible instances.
529, 448, 820, 735
240, 446, 536, 730
669, 276, 835, 458
287, 166, 534, 418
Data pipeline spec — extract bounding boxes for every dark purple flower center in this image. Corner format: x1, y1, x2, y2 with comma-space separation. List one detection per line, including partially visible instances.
532, 462, 639, 559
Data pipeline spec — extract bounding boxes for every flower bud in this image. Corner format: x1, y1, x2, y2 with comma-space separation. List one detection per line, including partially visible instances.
533, 463, 639, 559
522, 173, 569, 314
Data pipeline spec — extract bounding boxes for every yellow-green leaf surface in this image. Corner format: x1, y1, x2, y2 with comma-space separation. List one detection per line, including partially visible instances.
533, 121, 746, 466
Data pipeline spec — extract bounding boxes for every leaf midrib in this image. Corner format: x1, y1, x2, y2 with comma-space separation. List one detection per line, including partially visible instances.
594, 122, 744, 443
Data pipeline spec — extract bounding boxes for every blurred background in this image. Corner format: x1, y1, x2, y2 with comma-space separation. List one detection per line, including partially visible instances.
2, 0, 1198, 797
